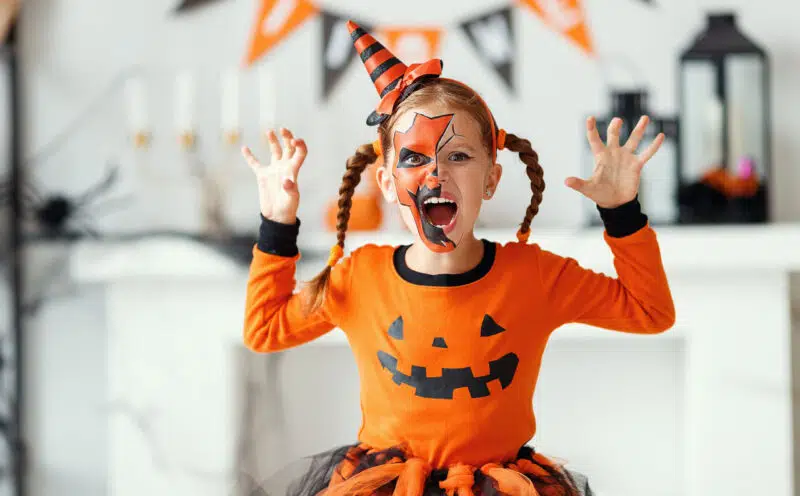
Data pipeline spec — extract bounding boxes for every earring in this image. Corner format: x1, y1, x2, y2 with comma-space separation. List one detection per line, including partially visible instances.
485, 188, 493, 198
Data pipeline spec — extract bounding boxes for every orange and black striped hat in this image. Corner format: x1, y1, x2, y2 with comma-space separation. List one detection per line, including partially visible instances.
346, 20, 505, 163
347, 21, 443, 126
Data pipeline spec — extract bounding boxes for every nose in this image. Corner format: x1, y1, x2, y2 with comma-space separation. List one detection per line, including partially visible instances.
424, 163, 441, 189
425, 174, 439, 189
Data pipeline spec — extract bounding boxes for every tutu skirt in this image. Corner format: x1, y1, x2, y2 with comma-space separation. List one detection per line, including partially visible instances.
251, 443, 593, 496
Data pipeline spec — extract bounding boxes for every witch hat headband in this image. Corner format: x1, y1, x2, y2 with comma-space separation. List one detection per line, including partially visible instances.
346, 21, 507, 161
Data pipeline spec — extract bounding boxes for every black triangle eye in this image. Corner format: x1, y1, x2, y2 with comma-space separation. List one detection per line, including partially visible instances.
480, 315, 505, 337
388, 317, 404, 339
432, 337, 448, 348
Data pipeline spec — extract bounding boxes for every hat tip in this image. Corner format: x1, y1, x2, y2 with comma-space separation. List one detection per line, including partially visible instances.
346, 20, 359, 32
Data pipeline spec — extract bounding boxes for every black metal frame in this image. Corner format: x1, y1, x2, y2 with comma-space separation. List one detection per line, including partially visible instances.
5, 16, 26, 496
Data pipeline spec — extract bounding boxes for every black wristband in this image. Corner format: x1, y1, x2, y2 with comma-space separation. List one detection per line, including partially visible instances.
597, 196, 648, 238
257, 215, 300, 257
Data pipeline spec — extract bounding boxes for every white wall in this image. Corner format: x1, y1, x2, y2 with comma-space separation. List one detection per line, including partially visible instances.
13, 0, 800, 495
17, 0, 800, 235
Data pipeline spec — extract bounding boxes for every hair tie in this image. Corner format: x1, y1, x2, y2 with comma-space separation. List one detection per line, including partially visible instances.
328, 244, 344, 267
372, 139, 382, 157
496, 129, 507, 151
516, 228, 530, 244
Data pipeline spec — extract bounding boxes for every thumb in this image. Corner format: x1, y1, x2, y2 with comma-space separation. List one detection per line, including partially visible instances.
282, 176, 298, 195
564, 176, 590, 195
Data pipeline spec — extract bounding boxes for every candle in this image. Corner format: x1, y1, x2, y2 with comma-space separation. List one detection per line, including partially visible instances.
259, 65, 276, 131
125, 76, 148, 133
221, 69, 240, 133
175, 71, 196, 133
125, 76, 151, 148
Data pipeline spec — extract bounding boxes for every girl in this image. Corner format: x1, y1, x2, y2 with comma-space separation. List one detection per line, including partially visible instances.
241, 21, 675, 496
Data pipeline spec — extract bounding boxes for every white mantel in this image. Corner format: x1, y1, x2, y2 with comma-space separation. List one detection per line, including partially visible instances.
68, 224, 800, 496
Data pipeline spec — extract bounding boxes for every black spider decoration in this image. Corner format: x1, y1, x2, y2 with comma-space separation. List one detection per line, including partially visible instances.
1, 164, 126, 239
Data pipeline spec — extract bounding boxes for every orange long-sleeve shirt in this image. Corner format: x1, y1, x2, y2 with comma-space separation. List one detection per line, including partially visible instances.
244, 201, 675, 469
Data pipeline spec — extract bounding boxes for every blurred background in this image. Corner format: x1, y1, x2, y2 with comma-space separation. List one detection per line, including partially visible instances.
1, 0, 799, 495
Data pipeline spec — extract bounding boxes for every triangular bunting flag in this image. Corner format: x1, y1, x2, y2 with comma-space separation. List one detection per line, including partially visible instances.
244, 0, 319, 67
378, 27, 443, 63
518, 0, 594, 56
460, 7, 515, 91
173, 0, 227, 14
320, 12, 371, 100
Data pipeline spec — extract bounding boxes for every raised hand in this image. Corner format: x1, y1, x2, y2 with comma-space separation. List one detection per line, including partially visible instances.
242, 128, 307, 225
565, 115, 664, 209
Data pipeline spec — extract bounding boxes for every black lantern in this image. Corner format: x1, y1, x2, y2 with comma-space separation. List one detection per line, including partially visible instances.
676, 12, 770, 224
583, 90, 680, 226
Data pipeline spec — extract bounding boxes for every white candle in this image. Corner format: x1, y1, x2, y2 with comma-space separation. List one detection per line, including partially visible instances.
259, 65, 276, 131
221, 69, 240, 132
175, 71, 196, 132
125, 76, 148, 133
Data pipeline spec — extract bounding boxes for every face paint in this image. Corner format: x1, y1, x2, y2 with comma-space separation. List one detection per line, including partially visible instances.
391, 113, 460, 252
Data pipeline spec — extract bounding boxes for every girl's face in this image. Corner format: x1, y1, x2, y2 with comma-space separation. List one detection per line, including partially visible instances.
376, 102, 502, 253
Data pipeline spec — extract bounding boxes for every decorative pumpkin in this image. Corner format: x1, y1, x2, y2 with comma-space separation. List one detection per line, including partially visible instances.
325, 157, 384, 232
377, 314, 519, 399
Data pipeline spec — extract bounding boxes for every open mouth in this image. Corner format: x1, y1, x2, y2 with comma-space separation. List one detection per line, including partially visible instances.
422, 197, 458, 229
376, 351, 519, 399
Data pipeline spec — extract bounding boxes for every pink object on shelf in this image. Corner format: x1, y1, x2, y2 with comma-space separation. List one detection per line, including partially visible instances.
737, 156, 755, 179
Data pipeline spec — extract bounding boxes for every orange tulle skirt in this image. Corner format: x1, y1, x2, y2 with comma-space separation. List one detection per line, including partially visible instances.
263, 444, 592, 496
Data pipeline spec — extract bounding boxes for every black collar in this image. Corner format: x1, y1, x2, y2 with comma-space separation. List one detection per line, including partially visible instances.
393, 239, 496, 287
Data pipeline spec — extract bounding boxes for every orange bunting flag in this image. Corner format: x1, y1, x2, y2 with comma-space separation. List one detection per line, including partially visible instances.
518, 0, 594, 56
244, 0, 319, 66
378, 27, 443, 63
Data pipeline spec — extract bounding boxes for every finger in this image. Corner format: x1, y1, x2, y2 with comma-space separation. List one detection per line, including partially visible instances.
624, 115, 649, 152
266, 130, 281, 161
280, 128, 295, 159
564, 176, 591, 196
606, 117, 622, 148
290, 139, 307, 175
638, 133, 665, 167
282, 177, 298, 195
241, 146, 261, 170
585, 117, 604, 156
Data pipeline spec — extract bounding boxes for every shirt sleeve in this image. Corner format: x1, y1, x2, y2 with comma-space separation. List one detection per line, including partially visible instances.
243, 216, 354, 352
536, 198, 676, 334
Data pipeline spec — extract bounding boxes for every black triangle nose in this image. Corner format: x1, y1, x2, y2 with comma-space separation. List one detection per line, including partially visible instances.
432, 337, 448, 348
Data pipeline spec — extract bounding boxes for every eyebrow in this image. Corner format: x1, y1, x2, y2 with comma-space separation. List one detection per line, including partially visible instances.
442, 137, 477, 153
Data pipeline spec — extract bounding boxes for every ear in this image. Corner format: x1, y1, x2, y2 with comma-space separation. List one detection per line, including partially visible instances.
376, 163, 397, 203
484, 162, 503, 200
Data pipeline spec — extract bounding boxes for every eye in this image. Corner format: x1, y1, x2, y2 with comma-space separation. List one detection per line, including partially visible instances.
480, 315, 505, 337
448, 151, 472, 163
406, 154, 424, 166
397, 147, 432, 169
388, 316, 404, 339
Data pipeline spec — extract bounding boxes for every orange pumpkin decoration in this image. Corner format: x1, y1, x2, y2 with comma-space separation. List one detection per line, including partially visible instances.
325, 157, 384, 232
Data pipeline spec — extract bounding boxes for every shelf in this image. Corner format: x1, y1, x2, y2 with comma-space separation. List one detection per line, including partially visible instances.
66, 223, 800, 285
300, 223, 800, 273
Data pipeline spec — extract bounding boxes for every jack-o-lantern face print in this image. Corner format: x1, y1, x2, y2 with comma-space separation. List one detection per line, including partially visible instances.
376, 314, 519, 399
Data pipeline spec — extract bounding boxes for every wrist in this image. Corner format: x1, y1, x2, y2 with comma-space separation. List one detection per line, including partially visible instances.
596, 196, 647, 238
261, 206, 298, 226
257, 215, 300, 256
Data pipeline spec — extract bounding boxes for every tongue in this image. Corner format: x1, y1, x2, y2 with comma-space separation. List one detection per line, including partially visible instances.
427, 204, 456, 226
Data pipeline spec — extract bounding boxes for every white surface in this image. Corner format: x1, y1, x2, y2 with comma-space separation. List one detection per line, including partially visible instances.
69, 223, 800, 285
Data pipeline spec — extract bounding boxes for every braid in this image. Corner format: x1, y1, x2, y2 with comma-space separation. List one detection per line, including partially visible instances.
303, 142, 378, 315
503, 133, 545, 242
